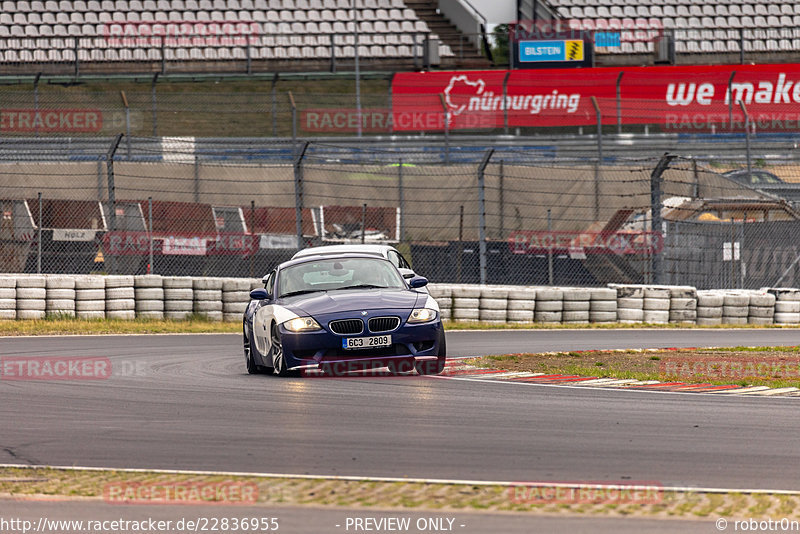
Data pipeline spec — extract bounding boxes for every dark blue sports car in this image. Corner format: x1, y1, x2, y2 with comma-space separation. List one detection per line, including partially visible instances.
243, 253, 446, 376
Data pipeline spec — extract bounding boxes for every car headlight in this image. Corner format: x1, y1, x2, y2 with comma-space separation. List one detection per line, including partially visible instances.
407, 308, 437, 324
283, 317, 322, 332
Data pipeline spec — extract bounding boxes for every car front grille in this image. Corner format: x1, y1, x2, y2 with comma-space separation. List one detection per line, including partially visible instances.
328, 318, 364, 335
368, 316, 400, 333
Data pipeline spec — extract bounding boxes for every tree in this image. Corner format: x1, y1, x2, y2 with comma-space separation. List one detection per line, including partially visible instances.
490, 24, 510, 67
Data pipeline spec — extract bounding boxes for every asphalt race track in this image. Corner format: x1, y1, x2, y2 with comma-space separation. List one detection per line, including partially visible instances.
1, 329, 800, 493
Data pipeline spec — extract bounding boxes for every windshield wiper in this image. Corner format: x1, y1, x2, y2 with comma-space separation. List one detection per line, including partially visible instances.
280, 289, 326, 298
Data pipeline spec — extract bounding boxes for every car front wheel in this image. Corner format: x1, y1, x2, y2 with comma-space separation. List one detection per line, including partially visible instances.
271, 322, 299, 377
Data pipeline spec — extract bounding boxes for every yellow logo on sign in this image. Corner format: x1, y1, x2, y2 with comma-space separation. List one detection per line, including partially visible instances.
566, 40, 584, 61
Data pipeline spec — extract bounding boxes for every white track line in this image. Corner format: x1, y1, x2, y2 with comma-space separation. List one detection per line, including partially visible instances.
1, 463, 799, 497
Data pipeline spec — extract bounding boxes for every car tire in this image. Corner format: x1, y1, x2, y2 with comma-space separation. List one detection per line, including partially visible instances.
244, 323, 266, 375
415, 333, 446, 375
271, 322, 299, 377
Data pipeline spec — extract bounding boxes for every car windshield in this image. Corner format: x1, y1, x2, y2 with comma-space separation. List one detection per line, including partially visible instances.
277, 257, 405, 297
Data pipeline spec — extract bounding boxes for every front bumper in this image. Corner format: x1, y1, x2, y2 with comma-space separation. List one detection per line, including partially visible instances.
279, 314, 443, 371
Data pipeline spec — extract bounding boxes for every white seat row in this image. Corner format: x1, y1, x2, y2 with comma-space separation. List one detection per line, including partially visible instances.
561, 3, 798, 19
1, 0, 406, 12
1, 42, 444, 62
0, 20, 430, 37
0, 7, 419, 24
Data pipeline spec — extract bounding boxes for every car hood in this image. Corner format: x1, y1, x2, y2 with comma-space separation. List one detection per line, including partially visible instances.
279, 288, 422, 316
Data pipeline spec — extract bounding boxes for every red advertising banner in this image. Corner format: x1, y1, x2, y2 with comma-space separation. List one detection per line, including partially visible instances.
391, 63, 800, 132
0, 109, 103, 133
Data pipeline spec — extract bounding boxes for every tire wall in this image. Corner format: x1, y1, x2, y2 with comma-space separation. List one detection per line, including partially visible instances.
0, 275, 795, 325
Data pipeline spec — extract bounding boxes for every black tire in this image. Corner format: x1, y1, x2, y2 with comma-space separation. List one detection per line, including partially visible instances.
271, 322, 299, 377
244, 323, 266, 375
415, 333, 446, 375
387, 358, 415, 375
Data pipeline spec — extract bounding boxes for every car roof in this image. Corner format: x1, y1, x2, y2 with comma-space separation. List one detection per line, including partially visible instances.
292, 244, 397, 258
277, 252, 394, 270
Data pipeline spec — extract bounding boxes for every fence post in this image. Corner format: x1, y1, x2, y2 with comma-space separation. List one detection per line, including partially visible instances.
727, 71, 736, 131
73, 37, 80, 76
591, 96, 602, 220
477, 149, 494, 285
249, 200, 255, 278
271, 73, 279, 136
148, 196, 154, 274
360, 203, 367, 243
498, 159, 504, 240
37, 192, 42, 274
33, 73, 41, 138
106, 134, 124, 274
294, 141, 309, 250
547, 209, 553, 285
739, 100, 752, 177
193, 158, 200, 203
457, 205, 463, 284
352, 1, 362, 138
439, 94, 450, 164
288, 91, 297, 149
398, 158, 404, 241
151, 72, 159, 137
502, 71, 511, 135
120, 91, 131, 158
650, 153, 676, 285
615, 71, 624, 134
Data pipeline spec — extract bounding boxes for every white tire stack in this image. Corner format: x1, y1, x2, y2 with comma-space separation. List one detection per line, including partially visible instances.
615, 285, 644, 323
16, 275, 46, 320
535, 287, 563, 323
770, 288, 800, 325
747, 291, 775, 326
589, 287, 617, 323
427, 284, 452, 321
163, 277, 193, 320
222, 278, 251, 322
74, 276, 106, 320
451, 285, 481, 322
45, 276, 76, 318
721, 291, 750, 325
193, 277, 223, 321
696, 290, 724, 326
479, 286, 508, 323
506, 287, 536, 323
669, 286, 697, 324
642, 287, 670, 324
0, 277, 16, 320
134, 275, 164, 320
105, 275, 135, 320
561, 287, 590, 324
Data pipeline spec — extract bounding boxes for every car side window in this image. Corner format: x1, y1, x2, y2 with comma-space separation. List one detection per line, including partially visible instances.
387, 251, 401, 268
397, 252, 411, 269
264, 270, 276, 297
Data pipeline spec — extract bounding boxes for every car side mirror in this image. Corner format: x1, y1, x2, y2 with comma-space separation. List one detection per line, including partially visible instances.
408, 276, 428, 288
250, 288, 270, 300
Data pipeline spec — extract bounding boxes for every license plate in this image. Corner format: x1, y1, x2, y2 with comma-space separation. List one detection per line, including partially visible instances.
342, 335, 392, 350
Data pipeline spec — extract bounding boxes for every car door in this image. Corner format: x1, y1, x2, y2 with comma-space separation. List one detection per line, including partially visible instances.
252, 270, 277, 358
